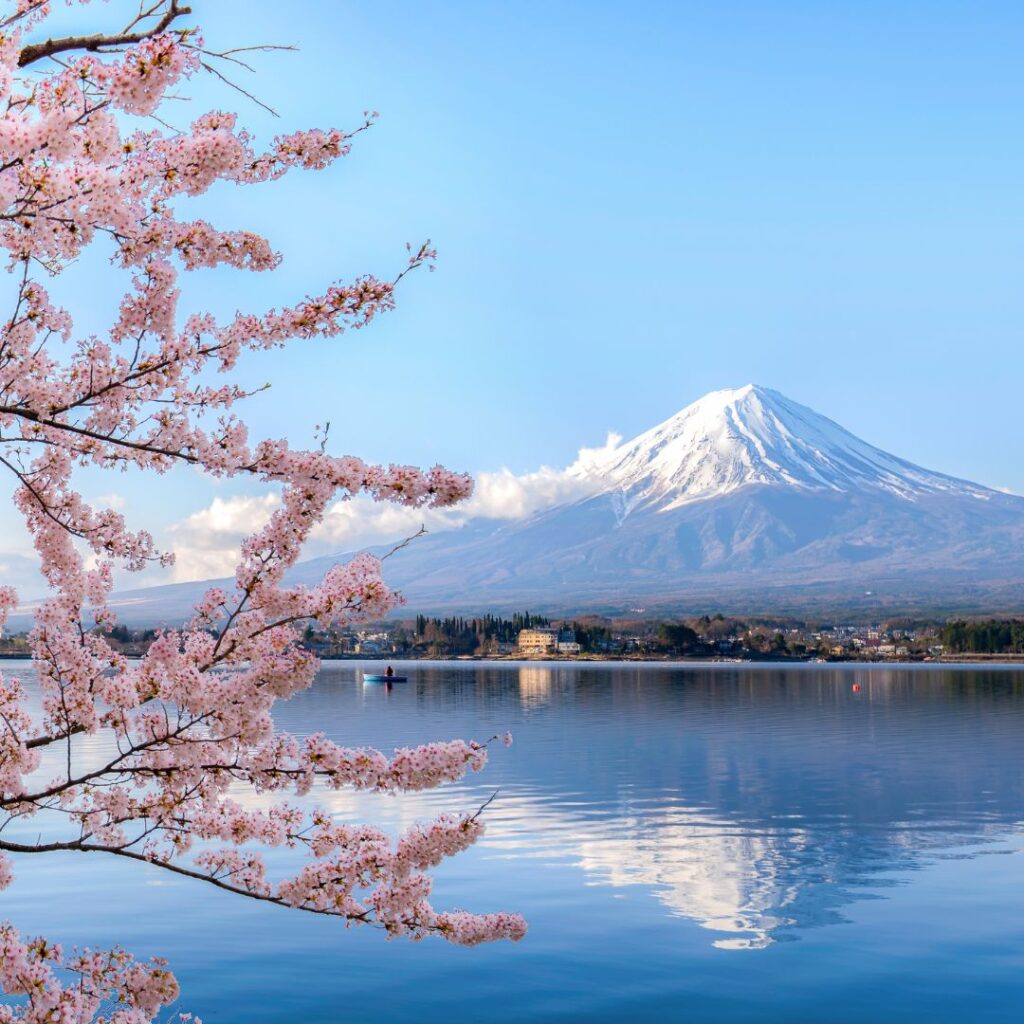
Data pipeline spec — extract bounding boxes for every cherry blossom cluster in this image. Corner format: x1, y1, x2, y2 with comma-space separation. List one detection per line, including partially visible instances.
97, 33, 199, 116
0, 2, 522, 1021
0, 679, 38, 805
0, 923, 187, 1024
274, 810, 525, 944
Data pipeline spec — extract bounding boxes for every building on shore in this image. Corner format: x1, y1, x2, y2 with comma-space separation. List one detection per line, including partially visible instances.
517, 627, 581, 656
517, 627, 559, 655
556, 628, 582, 655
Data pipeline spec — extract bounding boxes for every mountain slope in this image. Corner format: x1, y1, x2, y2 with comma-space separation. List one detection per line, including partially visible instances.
577, 384, 994, 508
102, 385, 1024, 622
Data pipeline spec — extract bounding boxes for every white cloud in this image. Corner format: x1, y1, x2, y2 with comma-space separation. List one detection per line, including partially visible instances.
2, 432, 629, 590
90, 492, 127, 511
168, 493, 280, 581
307, 434, 622, 555
463, 432, 620, 518
465, 463, 598, 519
161, 434, 623, 582
570, 431, 624, 475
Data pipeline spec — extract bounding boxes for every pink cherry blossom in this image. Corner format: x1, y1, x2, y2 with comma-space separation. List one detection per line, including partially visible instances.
0, 4, 522, 1021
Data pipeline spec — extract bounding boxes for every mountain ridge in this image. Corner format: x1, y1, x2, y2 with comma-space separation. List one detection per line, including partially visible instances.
59, 385, 1024, 623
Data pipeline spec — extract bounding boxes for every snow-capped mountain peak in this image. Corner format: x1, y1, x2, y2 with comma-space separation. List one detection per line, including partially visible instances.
581, 384, 991, 509
81, 383, 1024, 625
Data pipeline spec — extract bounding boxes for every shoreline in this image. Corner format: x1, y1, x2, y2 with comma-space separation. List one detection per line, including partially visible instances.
0, 651, 1020, 667
313, 651, 1024, 667
325, 653, 1024, 667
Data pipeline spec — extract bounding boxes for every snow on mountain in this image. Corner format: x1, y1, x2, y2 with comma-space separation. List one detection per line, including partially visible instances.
576, 384, 993, 511
86, 385, 1024, 624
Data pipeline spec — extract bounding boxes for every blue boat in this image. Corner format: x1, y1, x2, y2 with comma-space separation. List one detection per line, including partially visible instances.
363, 673, 408, 683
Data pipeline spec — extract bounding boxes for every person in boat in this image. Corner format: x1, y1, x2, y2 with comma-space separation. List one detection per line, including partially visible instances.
384, 665, 394, 679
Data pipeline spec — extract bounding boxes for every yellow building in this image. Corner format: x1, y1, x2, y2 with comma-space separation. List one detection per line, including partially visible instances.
517, 628, 558, 655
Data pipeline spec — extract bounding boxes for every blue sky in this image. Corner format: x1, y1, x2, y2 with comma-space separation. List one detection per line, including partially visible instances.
3, 0, 1023, 592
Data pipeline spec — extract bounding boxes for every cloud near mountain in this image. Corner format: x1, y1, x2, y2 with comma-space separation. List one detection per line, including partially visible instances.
165, 435, 623, 581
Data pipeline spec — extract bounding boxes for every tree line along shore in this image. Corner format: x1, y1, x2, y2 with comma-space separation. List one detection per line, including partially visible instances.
1, 614, 1023, 662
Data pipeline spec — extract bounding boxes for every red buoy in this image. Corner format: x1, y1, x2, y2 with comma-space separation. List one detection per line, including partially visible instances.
852, 683, 861, 693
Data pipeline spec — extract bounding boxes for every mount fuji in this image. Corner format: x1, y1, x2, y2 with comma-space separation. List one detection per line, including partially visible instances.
573, 384, 995, 508
106, 385, 1024, 622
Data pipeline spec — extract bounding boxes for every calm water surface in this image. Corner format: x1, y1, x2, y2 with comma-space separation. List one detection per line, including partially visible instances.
4, 661, 1024, 1022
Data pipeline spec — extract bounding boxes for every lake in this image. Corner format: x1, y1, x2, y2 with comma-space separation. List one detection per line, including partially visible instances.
4, 661, 1024, 1022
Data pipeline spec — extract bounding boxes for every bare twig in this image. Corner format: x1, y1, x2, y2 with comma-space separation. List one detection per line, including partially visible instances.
469, 789, 500, 822
381, 525, 428, 562
200, 60, 280, 117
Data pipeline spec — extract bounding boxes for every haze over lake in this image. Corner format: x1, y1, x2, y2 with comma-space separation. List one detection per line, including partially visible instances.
6, 661, 1024, 1022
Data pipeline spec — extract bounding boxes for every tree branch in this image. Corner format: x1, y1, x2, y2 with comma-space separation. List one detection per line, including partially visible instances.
18, 2, 193, 67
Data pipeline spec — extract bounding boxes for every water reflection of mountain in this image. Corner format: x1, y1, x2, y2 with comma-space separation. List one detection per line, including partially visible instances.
260, 663, 1024, 949
18, 659, 1015, 954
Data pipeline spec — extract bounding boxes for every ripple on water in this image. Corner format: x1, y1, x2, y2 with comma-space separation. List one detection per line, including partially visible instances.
2, 660, 1023, 1022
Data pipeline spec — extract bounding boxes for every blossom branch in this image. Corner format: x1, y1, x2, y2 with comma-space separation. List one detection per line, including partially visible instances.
18, 2, 193, 67
0, 3, 522, 1018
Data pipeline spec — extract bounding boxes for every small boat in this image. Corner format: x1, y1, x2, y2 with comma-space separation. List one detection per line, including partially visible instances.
363, 673, 408, 683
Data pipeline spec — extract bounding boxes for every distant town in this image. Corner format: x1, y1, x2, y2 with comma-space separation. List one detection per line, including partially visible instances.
1, 613, 1021, 662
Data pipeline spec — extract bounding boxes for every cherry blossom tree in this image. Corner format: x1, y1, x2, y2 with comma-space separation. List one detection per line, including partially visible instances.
0, 2, 525, 1019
